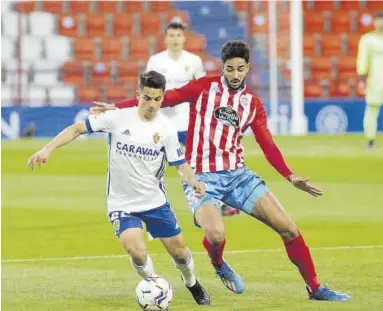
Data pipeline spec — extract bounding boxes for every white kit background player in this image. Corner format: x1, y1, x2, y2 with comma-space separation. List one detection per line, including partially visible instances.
27, 71, 210, 306
146, 22, 239, 216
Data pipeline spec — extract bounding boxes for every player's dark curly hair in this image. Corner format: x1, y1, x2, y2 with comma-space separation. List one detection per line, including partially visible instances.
165, 22, 186, 33
221, 40, 250, 64
139, 71, 166, 92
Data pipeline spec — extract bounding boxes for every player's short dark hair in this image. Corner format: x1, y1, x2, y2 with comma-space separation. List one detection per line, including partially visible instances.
139, 71, 166, 92
375, 11, 383, 18
221, 40, 250, 64
165, 22, 186, 33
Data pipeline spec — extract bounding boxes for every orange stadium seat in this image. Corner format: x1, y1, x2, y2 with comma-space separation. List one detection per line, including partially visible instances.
338, 0, 362, 10
338, 81, 352, 97
166, 11, 190, 26
311, 70, 334, 82
101, 37, 125, 61
338, 70, 356, 81
303, 35, 317, 56
306, 0, 335, 10
113, 13, 134, 36
346, 34, 360, 55
140, 12, 162, 36
304, 81, 322, 98
95, 0, 120, 13
185, 34, 206, 54
278, 12, 290, 32
68, 1, 92, 13
304, 12, 326, 33
252, 13, 268, 33
88, 61, 114, 84
203, 55, 221, 76
77, 85, 101, 104
41, 1, 64, 14
122, 0, 146, 12
58, 15, 81, 37
62, 60, 86, 84
105, 84, 129, 102
331, 12, 353, 33
357, 11, 375, 34
150, 1, 174, 12
233, 0, 250, 13
320, 34, 343, 56
85, 13, 108, 37
128, 37, 151, 59
337, 56, 356, 79
115, 61, 141, 83
309, 56, 334, 74
365, 0, 383, 10
15, 1, 36, 13
74, 38, 98, 60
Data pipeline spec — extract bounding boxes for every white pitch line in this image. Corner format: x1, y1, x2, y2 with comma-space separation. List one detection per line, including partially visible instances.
2, 245, 383, 264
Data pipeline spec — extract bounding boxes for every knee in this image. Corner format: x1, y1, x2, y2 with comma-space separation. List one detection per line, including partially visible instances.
126, 245, 147, 265
205, 227, 225, 246
279, 224, 299, 241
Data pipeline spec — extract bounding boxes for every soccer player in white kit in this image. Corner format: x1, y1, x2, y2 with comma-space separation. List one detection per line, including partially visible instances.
146, 22, 239, 216
27, 71, 210, 306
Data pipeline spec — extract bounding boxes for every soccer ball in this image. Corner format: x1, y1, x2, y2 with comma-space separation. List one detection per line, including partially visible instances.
135, 277, 173, 310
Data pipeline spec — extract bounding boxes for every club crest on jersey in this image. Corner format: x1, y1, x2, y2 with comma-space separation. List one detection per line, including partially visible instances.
240, 95, 249, 106
214, 106, 240, 128
184, 66, 189, 72
153, 133, 160, 144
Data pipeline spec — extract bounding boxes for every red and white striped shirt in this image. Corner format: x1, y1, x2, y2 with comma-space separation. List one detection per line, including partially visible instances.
116, 76, 293, 178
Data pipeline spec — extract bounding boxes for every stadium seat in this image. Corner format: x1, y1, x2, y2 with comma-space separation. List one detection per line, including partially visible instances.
330, 11, 354, 33
3, 59, 31, 86
185, 34, 206, 54
311, 70, 335, 82
74, 38, 98, 60
338, 81, 352, 97
304, 0, 335, 10
44, 36, 73, 65
88, 61, 114, 84
21, 36, 43, 62
100, 37, 127, 61
112, 13, 134, 36
85, 13, 108, 37
309, 56, 334, 75
128, 37, 152, 59
201, 54, 221, 76
95, 0, 121, 12
365, 0, 383, 10
233, 0, 250, 13
115, 61, 141, 83
58, 15, 82, 37
1, 85, 14, 106
140, 12, 162, 36
303, 34, 318, 56
42, 1, 64, 14
346, 34, 360, 55
122, 1, 146, 12
357, 11, 375, 33
304, 81, 322, 97
14, 1, 36, 13
278, 12, 290, 32
62, 60, 86, 84
105, 84, 129, 102
49, 85, 76, 106
304, 12, 328, 33
150, 1, 174, 12
29, 12, 56, 37
33, 60, 60, 87
2, 12, 28, 37
27, 86, 47, 106
68, 1, 93, 13
252, 13, 268, 33
1, 37, 14, 62
166, 10, 190, 26
336, 56, 356, 80
338, 0, 362, 10
77, 85, 101, 104
320, 34, 343, 56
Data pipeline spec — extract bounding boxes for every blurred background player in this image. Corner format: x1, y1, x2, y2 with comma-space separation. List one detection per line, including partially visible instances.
357, 11, 383, 150
146, 22, 239, 217
27, 71, 210, 306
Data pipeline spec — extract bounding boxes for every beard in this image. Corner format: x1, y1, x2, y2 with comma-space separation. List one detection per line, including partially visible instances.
223, 76, 245, 91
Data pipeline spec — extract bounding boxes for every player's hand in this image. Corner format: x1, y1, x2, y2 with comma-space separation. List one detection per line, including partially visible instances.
27, 147, 51, 171
193, 181, 206, 197
357, 80, 367, 95
90, 101, 116, 115
289, 175, 323, 197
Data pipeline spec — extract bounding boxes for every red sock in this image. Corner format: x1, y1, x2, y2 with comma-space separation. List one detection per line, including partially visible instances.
284, 233, 320, 293
202, 236, 225, 266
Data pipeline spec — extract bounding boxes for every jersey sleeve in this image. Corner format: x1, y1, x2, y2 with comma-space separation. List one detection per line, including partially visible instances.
357, 35, 369, 76
163, 129, 186, 166
85, 110, 117, 133
194, 56, 206, 79
115, 77, 205, 109
250, 97, 293, 179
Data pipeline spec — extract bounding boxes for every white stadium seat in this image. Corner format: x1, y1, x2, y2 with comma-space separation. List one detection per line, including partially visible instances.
27, 86, 47, 106
29, 12, 56, 37
1, 85, 13, 106
49, 85, 76, 106
2, 12, 28, 37
1, 37, 15, 62
32, 60, 60, 87
20, 36, 43, 62
45, 36, 73, 65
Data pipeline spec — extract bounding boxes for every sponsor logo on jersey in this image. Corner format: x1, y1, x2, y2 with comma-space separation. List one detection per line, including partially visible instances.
116, 142, 161, 161
153, 133, 160, 144
121, 129, 130, 135
214, 106, 240, 128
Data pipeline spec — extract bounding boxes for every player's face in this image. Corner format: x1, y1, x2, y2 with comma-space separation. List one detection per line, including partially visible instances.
165, 28, 185, 53
137, 87, 164, 120
374, 17, 383, 31
222, 58, 249, 90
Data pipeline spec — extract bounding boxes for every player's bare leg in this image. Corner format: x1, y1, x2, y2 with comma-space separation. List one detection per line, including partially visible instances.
119, 228, 157, 278
196, 203, 245, 294
250, 192, 349, 301
218, 201, 241, 217
161, 234, 210, 305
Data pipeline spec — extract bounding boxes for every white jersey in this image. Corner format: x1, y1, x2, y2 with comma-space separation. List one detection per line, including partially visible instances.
146, 50, 206, 132
86, 107, 185, 213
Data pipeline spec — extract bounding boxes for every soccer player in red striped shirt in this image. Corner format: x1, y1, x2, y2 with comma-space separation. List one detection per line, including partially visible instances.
92, 41, 349, 301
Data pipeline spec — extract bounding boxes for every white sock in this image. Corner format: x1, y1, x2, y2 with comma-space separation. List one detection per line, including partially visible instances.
174, 249, 196, 287
130, 255, 157, 278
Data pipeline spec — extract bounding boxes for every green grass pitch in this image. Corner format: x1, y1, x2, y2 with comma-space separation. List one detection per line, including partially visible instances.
2, 134, 383, 310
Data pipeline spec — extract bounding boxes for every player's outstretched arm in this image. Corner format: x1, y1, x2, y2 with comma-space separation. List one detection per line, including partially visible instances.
27, 122, 88, 170
176, 162, 206, 197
